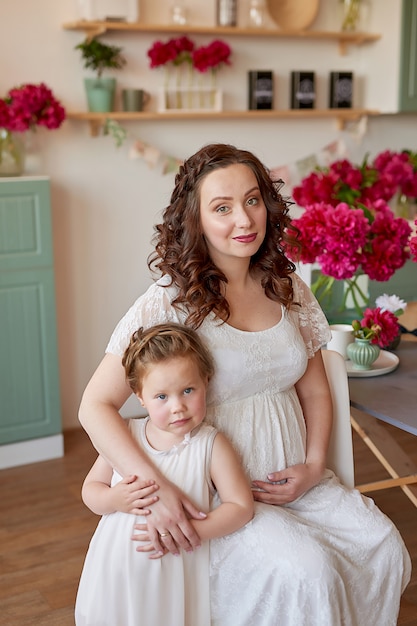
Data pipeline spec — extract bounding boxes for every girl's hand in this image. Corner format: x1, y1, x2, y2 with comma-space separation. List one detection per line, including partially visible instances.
252, 462, 325, 505
110, 475, 159, 514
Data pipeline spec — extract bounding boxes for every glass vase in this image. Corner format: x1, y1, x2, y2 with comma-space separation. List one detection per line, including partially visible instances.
340, 0, 361, 31
0, 128, 25, 177
347, 338, 380, 370
311, 269, 369, 324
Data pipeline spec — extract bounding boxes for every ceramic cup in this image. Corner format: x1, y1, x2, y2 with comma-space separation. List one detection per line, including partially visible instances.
327, 323, 355, 360
122, 88, 150, 112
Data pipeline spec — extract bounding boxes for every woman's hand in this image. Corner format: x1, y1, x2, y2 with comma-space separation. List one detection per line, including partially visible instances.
253, 350, 331, 506
138, 479, 206, 555
131, 522, 170, 560
252, 461, 325, 505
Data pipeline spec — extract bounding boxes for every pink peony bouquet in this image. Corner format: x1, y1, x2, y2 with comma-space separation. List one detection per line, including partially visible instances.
287, 198, 411, 282
292, 152, 417, 207
0, 83, 66, 132
286, 153, 415, 315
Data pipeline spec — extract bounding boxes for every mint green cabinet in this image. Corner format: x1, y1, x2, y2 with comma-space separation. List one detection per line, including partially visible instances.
399, 0, 417, 111
0, 177, 62, 446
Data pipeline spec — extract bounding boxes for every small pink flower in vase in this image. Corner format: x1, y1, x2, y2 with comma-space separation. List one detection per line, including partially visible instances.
147, 36, 231, 111
147, 36, 195, 109
351, 305, 401, 356
192, 40, 232, 109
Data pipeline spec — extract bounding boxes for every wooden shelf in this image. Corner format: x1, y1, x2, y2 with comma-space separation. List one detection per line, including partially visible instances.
67, 108, 380, 135
63, 20, 381, 55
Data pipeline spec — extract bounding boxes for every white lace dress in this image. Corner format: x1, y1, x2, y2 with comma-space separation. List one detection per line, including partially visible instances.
75, 419, 217, 626
106, 274, 411, 626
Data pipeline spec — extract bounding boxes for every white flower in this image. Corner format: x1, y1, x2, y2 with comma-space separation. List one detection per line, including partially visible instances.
375, 293, 407, 315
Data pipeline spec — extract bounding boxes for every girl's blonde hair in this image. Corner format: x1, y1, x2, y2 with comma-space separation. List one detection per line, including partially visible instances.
122, 322, 215, 394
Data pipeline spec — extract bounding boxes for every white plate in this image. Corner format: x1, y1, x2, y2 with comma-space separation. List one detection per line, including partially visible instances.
346, 350, 400, 378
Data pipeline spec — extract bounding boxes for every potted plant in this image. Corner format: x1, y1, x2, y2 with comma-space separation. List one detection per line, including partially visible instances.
75, 37, 126, 112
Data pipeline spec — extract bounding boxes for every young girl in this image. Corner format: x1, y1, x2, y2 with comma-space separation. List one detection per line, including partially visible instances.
75, 322, 254, 626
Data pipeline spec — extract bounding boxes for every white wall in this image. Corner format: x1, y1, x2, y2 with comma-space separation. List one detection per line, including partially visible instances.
1, 0, 416, 429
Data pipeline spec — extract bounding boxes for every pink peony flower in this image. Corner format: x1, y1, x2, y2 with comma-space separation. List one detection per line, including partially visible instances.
373, 149, 417, 199
147, 36, 231, 72
290, 152, 416, 308
0, 83, 65, 132
287, 201, 372, 281
192, 40, 232, 73
147, 36, 195, 68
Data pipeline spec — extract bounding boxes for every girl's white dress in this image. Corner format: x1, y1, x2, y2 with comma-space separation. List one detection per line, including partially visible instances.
105, 274, 411, 626
75, 419, 217, 626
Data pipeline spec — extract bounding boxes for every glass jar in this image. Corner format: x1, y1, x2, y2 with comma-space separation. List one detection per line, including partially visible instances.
248, 0, 266, 27
0, 128, 25, 177
340, 0, 371, 31
171, 3, 187, 25
216, 0, 237, 26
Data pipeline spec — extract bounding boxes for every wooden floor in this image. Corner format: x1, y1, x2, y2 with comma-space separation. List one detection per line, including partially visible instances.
1, 424, 416, 626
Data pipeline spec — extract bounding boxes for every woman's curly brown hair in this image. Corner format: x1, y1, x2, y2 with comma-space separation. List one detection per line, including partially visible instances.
148, 143, 301, 328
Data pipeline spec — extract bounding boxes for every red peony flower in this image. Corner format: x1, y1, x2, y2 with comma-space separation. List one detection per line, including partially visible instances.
147, 36, 195, 68
147, 36, 232, 73
192, 40, 232, 73
0, 83, 65, 132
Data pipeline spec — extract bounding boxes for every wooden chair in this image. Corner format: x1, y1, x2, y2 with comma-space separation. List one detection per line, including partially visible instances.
322, 349, 355, 489
398, 301, 417, 342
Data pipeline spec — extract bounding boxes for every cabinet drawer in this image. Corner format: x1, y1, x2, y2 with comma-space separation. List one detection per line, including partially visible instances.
0, 179, 53, 270
0, 267, 61, 444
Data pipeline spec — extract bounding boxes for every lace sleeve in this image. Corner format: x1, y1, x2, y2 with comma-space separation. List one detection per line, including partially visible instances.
105, 279, 184, 357
291, 273, 332, 358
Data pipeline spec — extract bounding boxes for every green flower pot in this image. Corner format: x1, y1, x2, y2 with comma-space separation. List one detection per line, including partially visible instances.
346, 338, 380, 370
84, 78, 116, 113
